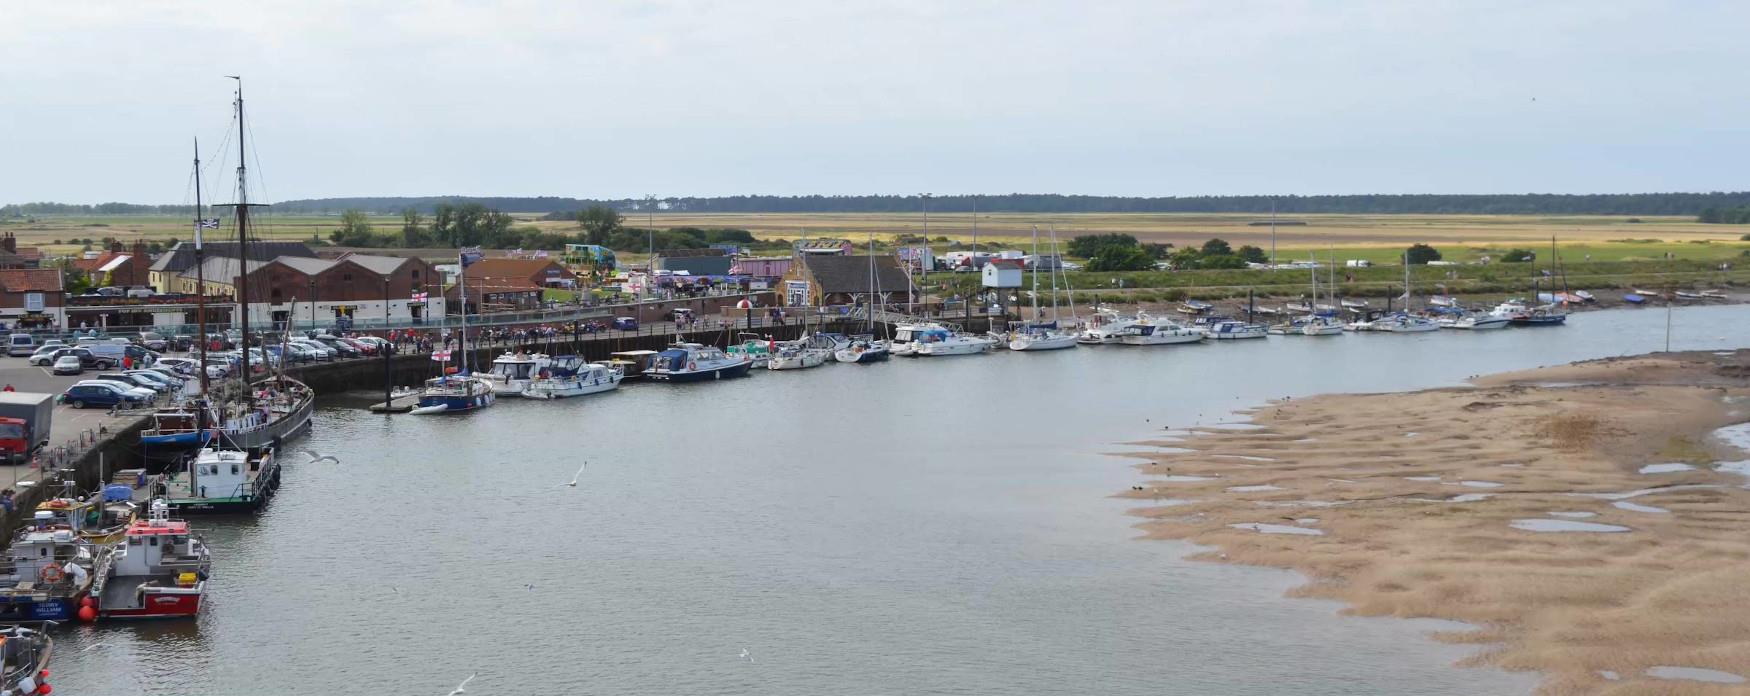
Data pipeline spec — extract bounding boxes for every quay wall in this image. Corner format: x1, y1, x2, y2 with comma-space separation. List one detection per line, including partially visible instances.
0, 415, 149, 538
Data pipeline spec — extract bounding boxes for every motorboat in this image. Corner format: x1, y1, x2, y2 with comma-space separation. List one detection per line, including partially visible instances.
768, 344, 831, 370
1427, 295, 1457, 308
157, 446, 282, 514
890, 322, 948, 356
834, 338, 891, 363
913, 329, 998, 356
1077, 310, 1147, 344
1373, 313, 1441, 333
522, 356, 623, 399
1176, 300, 1214, 315
646, 343, 754, 381
0, 523, 99, 621
607, 350, 660, 378
1203, 320, 1268, 340
480, 352, 550, 397
799, 332, 853, 353
725, 335, 774, 368
411, 374, 496, 414
94, 499, 209, 619
0, 625, 52, 695
1441, 312, 1511, 330
1119, 320, 1204, 345
1271, 314, 1345, 336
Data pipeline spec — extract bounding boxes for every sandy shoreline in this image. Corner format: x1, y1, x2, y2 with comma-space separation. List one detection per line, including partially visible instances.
1122, 350, 1750, 695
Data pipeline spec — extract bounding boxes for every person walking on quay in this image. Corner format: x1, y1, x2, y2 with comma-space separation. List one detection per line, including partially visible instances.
1, 489, 14, 516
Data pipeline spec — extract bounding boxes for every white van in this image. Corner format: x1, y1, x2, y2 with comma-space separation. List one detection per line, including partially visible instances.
6, 334, 36, 357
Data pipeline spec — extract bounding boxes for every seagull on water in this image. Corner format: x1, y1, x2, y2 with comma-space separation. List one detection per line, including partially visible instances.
301, 449, 339, 464
447, 673, 476, 695
740, 647, 754, 663
565, 461, 587, 487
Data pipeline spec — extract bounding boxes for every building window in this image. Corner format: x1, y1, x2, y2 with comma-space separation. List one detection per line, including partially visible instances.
343, 273, 353, 281
412, 269, 420, 279
271, 287, 282, 300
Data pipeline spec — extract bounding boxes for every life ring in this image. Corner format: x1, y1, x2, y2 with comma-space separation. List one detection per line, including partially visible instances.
688, 361, 697, 371
39, 563, 65, 584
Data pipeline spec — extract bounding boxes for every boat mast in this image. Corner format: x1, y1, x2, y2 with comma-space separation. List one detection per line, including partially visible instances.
866, 233, 876, 333
1052, 225, 1076, 321
1028, 225, 1040, 325
193, 138, 210, 397
457, 249, 469, 374
230, 77, 252, 397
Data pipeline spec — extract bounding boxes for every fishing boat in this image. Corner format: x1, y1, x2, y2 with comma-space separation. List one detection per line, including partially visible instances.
30, 487, 137, 545
725, 335, 774, 368
647, 343, 754, 381
835, 337, 891, 363
140, 408, 212, 460
1119, 319, 1204, 345
522, 356, 622, 399
93, 500, 210, 619
157, 446, 281, 513
1203, 320, 1268, 340
1077, 309, 1147, 344
411, 374, 496, 414
1176, 300, 1214, 315
0, 625, 53, 695
768, 344, 830, 370
481, 352, 551, 397
0, 525, 99, 621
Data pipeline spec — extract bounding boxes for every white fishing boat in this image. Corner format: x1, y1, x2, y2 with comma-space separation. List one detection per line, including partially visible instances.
522, 356, 623, 399
1119, 319, 1204, 345
1203, 320, 1268, 340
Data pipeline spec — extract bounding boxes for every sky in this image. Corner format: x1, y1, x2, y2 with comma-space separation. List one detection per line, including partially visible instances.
2, 1, 1746, 203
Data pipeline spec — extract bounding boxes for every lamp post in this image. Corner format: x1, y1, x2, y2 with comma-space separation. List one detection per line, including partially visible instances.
307, 278, 317, 336
382, 273, 393, 409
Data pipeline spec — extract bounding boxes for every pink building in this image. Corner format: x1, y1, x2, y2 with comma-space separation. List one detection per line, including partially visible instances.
730, 256, 793, 277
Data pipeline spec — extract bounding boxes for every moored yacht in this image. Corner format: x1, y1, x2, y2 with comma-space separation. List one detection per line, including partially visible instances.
914, 330, 998, 356
768, 344, 831, 370
834, 338, 891, 363
522, 356, 623, 399
481, 352, 550, 397
1373, 313, 1441, 333
411, 374, 496, 414
1119, 319, 1204, 345
1203, 320, 1268, 340
1077, 310, 1147, 344
1009, 326, 1079, 351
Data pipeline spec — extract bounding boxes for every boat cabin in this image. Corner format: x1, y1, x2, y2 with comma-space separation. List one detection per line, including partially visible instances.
607, 350, 658, 377
183, 448, 255, 499
115, 503, 204, 580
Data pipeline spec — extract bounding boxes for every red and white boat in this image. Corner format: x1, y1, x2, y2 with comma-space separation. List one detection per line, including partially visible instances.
94, 500, 210, 619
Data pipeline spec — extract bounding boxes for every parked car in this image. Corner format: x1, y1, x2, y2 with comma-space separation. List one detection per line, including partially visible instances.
312, 336, 360, 358
612, 317, 639, 330
63, 382, 148, 409
35, 347, 110, 369
51, 355, 83, 375
26, 346, 63, 366
292, 340, 334, 361
88, 373, 171, 394
202, 359, 231, 379
339, 337, 377, 355
155, 357, 201, 376
7, 333, 38, 357
124, 369, 182, 391
138, 332, 169, 351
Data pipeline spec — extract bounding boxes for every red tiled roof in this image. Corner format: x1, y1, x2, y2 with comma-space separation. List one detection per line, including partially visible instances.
0, 269, 64, 292
71, 251, 124, 272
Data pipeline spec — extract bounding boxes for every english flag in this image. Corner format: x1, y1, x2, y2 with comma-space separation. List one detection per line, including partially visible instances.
431, 350, 452, 362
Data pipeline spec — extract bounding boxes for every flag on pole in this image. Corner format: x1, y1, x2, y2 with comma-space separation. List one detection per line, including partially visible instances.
411, 291, 428, 303
431, 350, 452, 362
199, 218, 221, 229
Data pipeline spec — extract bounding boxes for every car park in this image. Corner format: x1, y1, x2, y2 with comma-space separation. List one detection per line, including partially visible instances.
52, 355, 83, 375
62, 382, 148, 409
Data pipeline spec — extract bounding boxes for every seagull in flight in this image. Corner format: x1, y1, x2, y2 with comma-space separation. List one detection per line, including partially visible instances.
565, 461, 587, 487
740, 647, 754, 663
447, 673, 476, 695
301, 449, 339, 464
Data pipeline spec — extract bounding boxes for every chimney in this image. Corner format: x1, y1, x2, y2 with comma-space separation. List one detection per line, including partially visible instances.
110, 240, 124, 253
0, 232, 13, 253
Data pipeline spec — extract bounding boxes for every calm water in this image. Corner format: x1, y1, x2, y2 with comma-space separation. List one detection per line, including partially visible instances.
51, 305, 1750, 695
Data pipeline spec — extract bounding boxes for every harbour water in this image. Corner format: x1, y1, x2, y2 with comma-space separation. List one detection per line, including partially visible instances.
51, 305, 1750, 695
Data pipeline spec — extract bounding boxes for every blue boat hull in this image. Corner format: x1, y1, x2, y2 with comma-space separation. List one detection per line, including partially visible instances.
416, 392, 495, 412
851, 348, 890, 363
1510, 315, 1568, 326
143, 430, 213, 459
0, 595, 80, 622
648, 362, 753, 382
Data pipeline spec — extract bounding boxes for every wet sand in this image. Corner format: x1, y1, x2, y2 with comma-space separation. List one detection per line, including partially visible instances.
1123, 350, 1750, 695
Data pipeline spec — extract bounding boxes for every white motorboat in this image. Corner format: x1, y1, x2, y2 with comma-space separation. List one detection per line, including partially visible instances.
523, 357, 623, 399
1077, 309, 1148, 344
914, 329, 998, 356
768, 344, 831, 370
1203, 320, 1268, 340
1119, 320, 1204, 345
1373, 313, 1441, 332
891, 322, 948, 355
481, 351, 551, 397
835, 338, 891, 363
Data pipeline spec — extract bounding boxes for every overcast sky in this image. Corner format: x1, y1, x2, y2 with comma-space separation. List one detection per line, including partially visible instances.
3, 1, 1745, 203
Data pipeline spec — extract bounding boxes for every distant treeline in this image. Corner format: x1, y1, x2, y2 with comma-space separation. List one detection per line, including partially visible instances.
1698, 206, 1750, 224
12, 192, 1750, 217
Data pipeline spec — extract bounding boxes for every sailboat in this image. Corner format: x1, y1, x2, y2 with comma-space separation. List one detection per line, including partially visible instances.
145, 80, 315, 459
1509, 236, 1570, 326
1374, 251, 1440, 332
1272, 253, 1344, 335
412, 247, 496, 414
1010, 226, 1078, 351
836, 234, 892, 363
